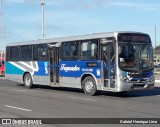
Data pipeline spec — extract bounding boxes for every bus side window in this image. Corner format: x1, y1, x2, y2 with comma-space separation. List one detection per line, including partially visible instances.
21, 45, 32, 61
80, 40, 98, 60
6, 47, 10, 61
61, 42, 79, 60
62, 43, 70, 60
10, 46, 20, 61
91, 43, 98, 59
33, 44, 47, 61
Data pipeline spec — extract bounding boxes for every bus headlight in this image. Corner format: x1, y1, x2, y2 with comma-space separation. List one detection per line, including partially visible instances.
149, 75, 154, 82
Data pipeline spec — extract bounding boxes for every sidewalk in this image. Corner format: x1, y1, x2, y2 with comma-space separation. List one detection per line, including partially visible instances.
155, 82, 160, 87
155, 80, 160, 83
155, 74, 160, 87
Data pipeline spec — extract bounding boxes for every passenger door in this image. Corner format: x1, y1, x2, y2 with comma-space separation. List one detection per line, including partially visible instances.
102, 42, 116, 88
49, 46, 59, 85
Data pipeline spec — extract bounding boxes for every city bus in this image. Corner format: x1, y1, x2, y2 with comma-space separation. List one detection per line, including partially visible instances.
5, 32, 154, 95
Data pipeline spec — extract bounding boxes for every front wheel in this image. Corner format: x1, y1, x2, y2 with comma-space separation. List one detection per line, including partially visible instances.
82, 76, 97, 96
24, 73, 33, 88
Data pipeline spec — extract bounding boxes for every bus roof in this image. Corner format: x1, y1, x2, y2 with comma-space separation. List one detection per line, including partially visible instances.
6, 31, 148, 47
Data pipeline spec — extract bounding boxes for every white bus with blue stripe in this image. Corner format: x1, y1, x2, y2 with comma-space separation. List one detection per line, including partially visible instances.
5, 32, 155, 95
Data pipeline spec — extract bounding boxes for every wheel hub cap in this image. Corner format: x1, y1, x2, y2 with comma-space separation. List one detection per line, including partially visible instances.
85, 81, 94, 92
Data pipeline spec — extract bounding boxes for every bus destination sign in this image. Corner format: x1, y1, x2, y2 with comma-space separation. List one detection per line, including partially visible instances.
118, 33, 150, 43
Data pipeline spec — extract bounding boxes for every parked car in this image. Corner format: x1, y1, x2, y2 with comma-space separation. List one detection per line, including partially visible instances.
0, 60, 5, 76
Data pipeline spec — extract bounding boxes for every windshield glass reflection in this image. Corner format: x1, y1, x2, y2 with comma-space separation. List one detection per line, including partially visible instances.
119, 42, 154, 72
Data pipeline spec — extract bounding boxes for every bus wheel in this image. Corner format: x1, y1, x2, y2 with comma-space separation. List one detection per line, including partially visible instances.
82, 76, 97, 96
24, 73, 33, 88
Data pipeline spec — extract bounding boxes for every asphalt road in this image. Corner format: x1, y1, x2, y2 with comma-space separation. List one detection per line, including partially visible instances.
0, 77, 160, 127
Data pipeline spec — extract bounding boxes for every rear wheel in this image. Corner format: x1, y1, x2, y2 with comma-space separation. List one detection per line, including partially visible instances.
82, 76, 97, 96
24, 73, 33, 88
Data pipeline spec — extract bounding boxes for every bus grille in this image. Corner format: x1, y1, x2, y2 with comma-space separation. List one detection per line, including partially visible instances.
128, 74, 148, 78
132, 84, 145, 88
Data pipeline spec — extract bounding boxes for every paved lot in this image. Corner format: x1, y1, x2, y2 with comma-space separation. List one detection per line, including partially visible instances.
0, 77, 160, 127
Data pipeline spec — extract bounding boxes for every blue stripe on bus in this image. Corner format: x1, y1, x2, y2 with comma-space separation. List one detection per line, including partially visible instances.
34, 61, 49, 76
59, 61, 101, 78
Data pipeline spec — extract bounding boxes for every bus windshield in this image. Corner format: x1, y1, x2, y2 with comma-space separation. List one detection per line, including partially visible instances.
118, 42, 154, 72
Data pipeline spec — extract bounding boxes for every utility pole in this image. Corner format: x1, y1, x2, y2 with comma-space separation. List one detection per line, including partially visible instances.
0, 0, 3, 59
41, 0, 45, 39
155, 25, 156, 48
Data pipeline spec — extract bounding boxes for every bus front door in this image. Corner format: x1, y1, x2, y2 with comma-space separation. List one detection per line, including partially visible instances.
49, 47, 59, 85
102, 42, 116, 89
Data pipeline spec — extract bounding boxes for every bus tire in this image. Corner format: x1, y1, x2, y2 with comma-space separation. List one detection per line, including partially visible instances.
82, 76, 97, 96
24, 73, 33, 88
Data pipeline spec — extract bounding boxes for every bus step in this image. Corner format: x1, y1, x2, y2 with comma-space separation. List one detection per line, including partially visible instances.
50, 83, 59, 87
104, 80, 108, 87
102, 87, 115, 91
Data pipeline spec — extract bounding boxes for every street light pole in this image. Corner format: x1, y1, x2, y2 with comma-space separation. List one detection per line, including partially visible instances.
0, 0, 3, 59
155, 25, 156, 48
0, 0, 2, 50
41, 0, 45, 39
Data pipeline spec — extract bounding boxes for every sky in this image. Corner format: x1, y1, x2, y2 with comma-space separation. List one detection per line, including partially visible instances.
0, 0, 160, 49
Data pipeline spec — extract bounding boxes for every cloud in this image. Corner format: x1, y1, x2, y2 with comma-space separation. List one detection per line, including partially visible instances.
4, 0, 160, 11
4, 29, 39, 43
5, 0, 24, 4
4, 0, 111, 8
52, 0, 160, 12
5, 0, 41, 4
106, 1, 160, 11
3, 0, 160, 45
4, 0, 66, 5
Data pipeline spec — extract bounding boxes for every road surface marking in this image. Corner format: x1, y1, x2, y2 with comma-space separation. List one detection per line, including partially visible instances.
68, 96, 97, 102
5, 105, 32, 112
11, 89, 27, 92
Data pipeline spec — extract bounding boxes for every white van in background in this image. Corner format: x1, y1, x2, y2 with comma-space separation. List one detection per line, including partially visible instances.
154, 59, 160, 67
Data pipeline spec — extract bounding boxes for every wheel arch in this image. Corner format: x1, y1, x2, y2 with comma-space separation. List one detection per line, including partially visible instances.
23, 71, 33, 82
80, 73, 98, 89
